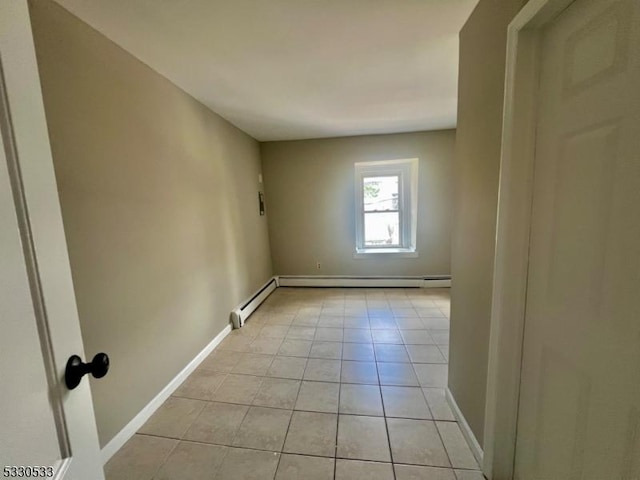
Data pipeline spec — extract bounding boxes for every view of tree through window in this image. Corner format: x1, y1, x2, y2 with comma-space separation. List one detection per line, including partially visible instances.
363, 175, 400, 246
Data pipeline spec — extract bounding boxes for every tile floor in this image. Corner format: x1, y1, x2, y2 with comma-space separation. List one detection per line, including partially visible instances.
105, 287, 485, 480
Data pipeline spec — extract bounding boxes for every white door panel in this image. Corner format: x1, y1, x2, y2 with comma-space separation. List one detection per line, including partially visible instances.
0, 2, 103, 478
0, 90, 62, 475
515, 0, 640, 478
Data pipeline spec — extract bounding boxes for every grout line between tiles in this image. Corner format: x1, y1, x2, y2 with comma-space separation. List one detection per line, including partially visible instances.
434, 417, 455, 471
141, 433, 181, 480
332, 356, 343, 478
373, 334, 397, 480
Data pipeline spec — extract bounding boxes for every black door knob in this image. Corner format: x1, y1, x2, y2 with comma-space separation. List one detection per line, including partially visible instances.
65, 352, 110, 390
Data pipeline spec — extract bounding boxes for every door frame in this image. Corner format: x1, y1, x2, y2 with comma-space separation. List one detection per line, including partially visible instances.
481, 0, 577, 478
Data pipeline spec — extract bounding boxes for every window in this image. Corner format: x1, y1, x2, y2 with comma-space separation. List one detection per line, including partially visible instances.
355, 158, 418, 257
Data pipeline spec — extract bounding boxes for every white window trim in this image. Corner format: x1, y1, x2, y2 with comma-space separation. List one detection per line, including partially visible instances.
354, 158, 418, 258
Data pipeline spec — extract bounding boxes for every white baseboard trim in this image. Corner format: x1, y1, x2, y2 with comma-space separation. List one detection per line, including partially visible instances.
445, 387, 484, 467
277, 275, 451, 288
230, 276, 278, 328
100, 323, 232, 464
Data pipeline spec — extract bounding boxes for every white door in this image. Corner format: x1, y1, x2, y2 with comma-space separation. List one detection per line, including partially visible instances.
0, 2, 104, 479
514, 0, 640, 478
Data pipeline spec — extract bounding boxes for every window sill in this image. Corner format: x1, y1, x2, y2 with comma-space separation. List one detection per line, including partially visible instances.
353, 248, 418, 259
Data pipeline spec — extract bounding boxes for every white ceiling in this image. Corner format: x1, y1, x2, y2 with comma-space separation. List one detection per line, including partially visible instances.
55, 0, 477, 141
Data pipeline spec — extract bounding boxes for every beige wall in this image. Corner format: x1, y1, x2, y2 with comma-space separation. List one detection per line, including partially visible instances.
261, 131, 455, 276
29, 0, 272, 447
449, 0, 528, 447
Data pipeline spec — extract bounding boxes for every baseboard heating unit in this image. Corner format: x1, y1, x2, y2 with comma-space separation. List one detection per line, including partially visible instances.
230, 276, 279, 328
277, 275, 451, 288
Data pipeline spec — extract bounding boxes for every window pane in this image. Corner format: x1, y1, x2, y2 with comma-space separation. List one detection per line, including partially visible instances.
364, 176, 399, 212
364, 212, 400, 246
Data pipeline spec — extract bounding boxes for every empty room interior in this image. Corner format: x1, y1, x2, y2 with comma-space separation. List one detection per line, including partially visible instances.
1, 0, 639, 479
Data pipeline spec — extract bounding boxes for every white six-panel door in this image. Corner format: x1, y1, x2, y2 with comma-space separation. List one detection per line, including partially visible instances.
0, 2, 103, 478
514, 0, 640, 478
